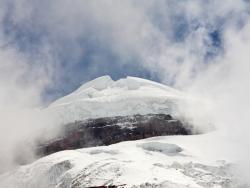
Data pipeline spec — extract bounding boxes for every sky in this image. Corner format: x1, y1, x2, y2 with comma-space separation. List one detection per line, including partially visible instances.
1, 0, 250, 181
0, 0, 231, 103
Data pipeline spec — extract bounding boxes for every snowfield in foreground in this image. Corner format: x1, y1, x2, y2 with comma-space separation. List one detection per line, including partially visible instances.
0, 132, 246, 188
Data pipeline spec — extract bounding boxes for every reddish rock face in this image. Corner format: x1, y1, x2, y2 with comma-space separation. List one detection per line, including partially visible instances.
37, 114, 193, 157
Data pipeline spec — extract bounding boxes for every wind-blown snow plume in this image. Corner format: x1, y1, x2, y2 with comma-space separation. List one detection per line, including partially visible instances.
0, 0, 250, 183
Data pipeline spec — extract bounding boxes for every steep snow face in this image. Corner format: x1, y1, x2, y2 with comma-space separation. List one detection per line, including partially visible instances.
46, 76, 185, 124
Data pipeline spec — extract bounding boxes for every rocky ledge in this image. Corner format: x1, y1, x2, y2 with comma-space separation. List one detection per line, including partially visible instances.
37, 114, 193, 157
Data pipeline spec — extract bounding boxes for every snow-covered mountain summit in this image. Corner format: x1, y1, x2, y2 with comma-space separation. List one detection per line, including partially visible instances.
47, 76, 185, 124
0, 76, 247, 188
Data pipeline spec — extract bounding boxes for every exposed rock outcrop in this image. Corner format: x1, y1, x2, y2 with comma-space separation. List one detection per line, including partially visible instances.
37, 114, 192, 156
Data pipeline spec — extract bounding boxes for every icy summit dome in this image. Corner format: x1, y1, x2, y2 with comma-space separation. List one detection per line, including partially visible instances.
46, 76, 185, 124
74, 75, 179, 92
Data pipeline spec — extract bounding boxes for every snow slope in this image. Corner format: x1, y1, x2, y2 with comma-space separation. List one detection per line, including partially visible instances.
0, 132, 244, 188
46, 76, 186, 124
